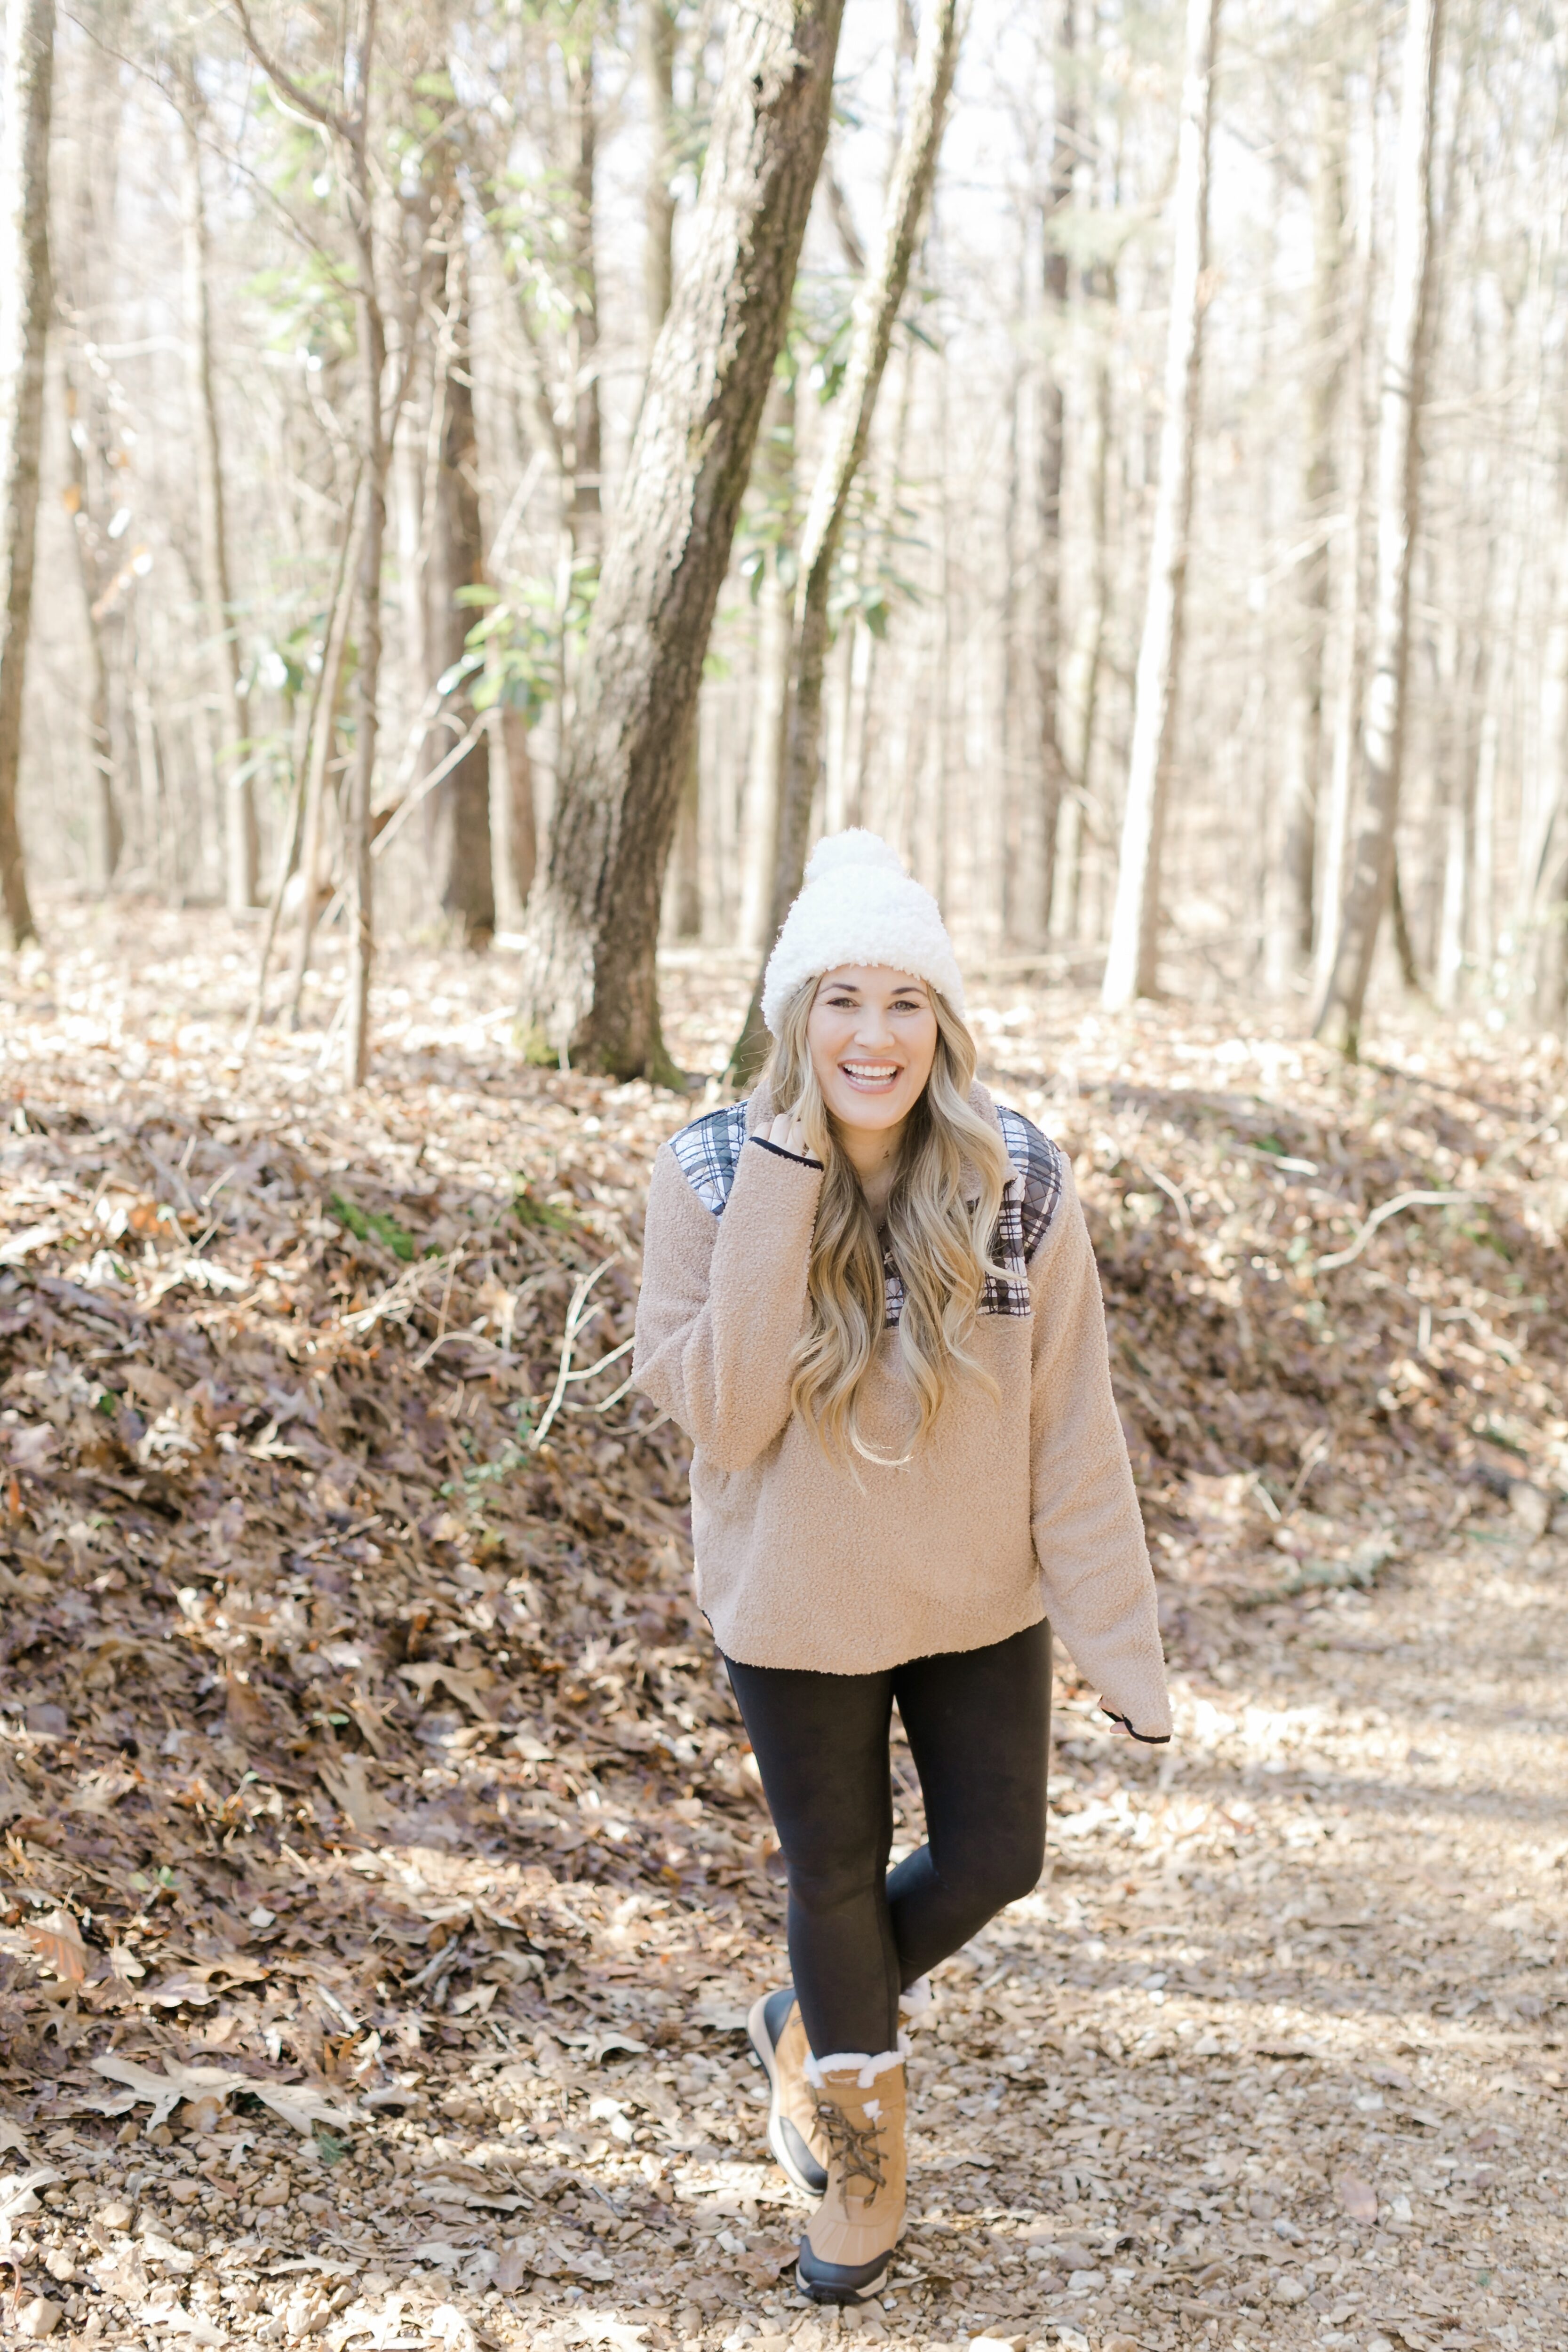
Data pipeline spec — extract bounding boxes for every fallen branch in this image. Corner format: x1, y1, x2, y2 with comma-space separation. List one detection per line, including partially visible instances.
531, 1260, 635, 1450
1314, 1190, 1475, 1274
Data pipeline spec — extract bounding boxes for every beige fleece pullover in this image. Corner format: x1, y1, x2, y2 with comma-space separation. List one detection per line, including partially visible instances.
632, 1085, 1171, 1740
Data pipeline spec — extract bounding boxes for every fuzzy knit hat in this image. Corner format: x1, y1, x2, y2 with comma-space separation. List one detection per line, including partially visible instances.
760, 829, 966, 1036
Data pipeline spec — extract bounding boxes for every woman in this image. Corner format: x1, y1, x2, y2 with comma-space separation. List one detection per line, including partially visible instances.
633, 830, 1170, 2305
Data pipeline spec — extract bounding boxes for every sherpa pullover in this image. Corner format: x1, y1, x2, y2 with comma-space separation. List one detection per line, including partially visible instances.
632, 1084, 1171, 1740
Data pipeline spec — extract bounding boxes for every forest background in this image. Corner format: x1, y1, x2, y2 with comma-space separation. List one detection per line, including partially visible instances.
0, 0, 1558, 1065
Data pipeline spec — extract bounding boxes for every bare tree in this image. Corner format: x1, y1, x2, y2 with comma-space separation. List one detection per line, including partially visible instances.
729, 0, 963, 1079
1101, 0, 1219, 1009
179, 73, 256, 914
640, 0, 678, 350
233, 0, 401, 1088
1313, 0, 1444, 1052
1267, 71, 1347, 993
425, 222, 494, 942
1019, 0, 1075, 948
735, 370, 796, 952
515, 0, 848, 1080
0, 0, 54, 950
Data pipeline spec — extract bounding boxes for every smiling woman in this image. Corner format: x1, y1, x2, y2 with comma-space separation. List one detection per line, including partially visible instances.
632, 828, 1170, 2306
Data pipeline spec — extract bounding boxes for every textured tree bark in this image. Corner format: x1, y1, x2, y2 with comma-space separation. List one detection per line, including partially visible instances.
425, 234, 494, 943
1101, 0, 1218, 1009
516, 0, 847, 1078
729, 0, 962, 1081
0, 0, 53, 950
1313, 0, 1443, 1053
180, 81, 256, 913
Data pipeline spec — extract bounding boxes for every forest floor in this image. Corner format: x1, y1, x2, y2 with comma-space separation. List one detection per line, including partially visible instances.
0, 901, 1564, 2352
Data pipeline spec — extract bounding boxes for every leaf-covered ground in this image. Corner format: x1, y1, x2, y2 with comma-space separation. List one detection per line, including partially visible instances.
0, 905, 1563, 2352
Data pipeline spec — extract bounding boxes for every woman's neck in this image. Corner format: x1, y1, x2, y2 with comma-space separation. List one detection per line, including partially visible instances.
836, 1118, 905, 1226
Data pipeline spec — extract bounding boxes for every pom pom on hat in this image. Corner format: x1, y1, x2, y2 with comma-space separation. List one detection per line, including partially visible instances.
760, 829, 965, 1036
803, 827, 906, 884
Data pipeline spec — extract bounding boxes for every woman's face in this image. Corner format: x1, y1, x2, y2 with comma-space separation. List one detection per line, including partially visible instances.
805, 967, 940, 1137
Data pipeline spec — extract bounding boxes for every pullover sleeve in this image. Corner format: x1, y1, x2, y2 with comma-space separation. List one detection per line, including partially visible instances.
1027, 1164, 1172, 1741
633, 1135, 824, 1472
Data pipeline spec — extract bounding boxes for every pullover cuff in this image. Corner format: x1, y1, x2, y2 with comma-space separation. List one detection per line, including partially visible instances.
749, 1136, 824, 1170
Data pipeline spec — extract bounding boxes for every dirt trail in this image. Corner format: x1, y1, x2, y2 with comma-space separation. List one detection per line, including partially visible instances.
0, 909, 1562, 2352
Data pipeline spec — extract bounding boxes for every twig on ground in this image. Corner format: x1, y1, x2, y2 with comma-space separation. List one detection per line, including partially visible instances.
1314, 1189, 1474, 1273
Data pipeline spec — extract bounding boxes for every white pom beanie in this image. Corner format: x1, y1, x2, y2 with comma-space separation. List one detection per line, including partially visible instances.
760, 829, 965, 1036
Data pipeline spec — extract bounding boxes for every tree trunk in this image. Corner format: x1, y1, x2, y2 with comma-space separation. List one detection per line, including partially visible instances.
640, 0, 677, 352
286, 485, 363, 1027
1313, 0, 1443, 1053
1311, 58, 1379, 1010
516, 0, 847, 1080
665, 734, 701, 938
63, 361, 121, 891
489, 702, 536, 927
180, 82, 256, 914
1100, 0, 1219, 1009
345, 196, 387, 1088
1019, 0, 1075, 949
1055, 262, 1115, 945
737, 373, 796, 952
0, 0, 53, 950
425, 232, 494, 943
729, 0, 963, 1080
1268, 76, 1346, 993
565, 42, 603, 566
1390, 853, 1422, 994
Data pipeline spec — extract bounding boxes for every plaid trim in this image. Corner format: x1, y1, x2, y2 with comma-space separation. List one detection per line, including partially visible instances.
882, 1105, 1064, 1327
669, 1101, 749, 1215
995, 1103, 1065, 1263
668, 1096, 1065, 1327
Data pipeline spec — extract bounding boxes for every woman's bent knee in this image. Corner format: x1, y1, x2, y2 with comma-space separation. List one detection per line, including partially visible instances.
787, 1851, 888, 1918
946, 1830, 1046, 1920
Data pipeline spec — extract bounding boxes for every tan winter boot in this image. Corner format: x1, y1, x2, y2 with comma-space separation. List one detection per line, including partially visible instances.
796, 2048, 907, 2304
747, 1987, 827, 2196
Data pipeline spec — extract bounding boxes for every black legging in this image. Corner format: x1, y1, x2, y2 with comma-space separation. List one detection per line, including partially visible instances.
724, 1620, 1051, 2058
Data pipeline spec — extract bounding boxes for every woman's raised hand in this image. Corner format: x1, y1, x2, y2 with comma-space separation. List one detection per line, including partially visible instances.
766, 1106, 810, 1158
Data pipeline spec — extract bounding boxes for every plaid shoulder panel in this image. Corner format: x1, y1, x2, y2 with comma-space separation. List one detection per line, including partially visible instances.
995, 1103, 1066, 1262
884, 1104, 1065, 1327
669, 1101, 750, 1216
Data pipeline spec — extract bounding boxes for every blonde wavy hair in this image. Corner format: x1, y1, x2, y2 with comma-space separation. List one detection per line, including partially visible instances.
759, 976, 1014, 1466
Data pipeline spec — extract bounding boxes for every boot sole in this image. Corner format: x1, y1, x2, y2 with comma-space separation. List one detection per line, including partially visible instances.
746, 1992, 828, 2199
796, 2243, 893, 2304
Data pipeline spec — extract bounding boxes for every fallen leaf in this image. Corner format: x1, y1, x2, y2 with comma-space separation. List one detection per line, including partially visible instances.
89, 2053, 356, 2139
25, 1908, 88, 1983
0, 2167, 62, 2221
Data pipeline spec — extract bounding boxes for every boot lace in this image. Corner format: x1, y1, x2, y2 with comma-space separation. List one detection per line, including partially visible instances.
813, 2098, 886, 2194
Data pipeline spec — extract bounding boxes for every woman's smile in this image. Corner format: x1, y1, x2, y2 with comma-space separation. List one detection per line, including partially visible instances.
805, 966, 940, 1150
